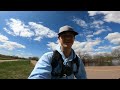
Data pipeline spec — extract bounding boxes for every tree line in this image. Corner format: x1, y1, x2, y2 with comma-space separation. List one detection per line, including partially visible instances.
76, 49, 120, 66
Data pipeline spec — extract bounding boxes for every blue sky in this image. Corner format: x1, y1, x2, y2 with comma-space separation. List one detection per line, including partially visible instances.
0, 11, 120, 58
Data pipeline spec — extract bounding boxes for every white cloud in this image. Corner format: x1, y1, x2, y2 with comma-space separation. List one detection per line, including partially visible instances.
86, 35, 94, 38
94, 45, 112, 52
47, 30, 58, 38
72, 41, 86, 51
33, 36, 43, 41
86, 29, 110, 39
98, 45, 112, 50
47, 41, 58, 50
29, 22, 57, 41
82, 39, 101, 52
5, 18, 34, 37
93, 29, 107, 35
105, 32, 120, 44
72, 16, 111, 41
0, 41, 25, 50
0, 34, 26, 50
4, 18, 58, 41
88, 11, 102, 16
92, 20, 104, 25
4, 27, 14, 36
72, 17, 87, 28
90, 20, 104, 29
88, 11, 111, 16
0, 34, 8, 42
112, 45, 120, 50
88, 11, 120, 24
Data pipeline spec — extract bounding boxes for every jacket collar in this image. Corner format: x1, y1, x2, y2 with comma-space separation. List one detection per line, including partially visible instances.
55, 44, 76, 61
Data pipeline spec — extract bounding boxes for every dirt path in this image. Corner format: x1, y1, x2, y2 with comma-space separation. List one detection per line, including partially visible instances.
85, 66, 120, 79
0, 59, 20, 63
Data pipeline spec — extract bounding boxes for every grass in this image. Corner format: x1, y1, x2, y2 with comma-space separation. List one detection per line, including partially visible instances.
0, 58, 13, 60
0, 60, 34, 79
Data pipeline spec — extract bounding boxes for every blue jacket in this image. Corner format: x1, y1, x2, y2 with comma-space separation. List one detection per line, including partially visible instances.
28, 45, 87, 79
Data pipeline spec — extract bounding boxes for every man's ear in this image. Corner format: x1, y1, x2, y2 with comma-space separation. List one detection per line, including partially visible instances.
58, 35, 60, 39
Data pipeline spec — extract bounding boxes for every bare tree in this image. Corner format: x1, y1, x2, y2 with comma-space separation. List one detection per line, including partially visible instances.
111, 49, 120, 59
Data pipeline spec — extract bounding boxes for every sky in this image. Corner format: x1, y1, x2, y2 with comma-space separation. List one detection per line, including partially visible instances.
0, 11, 120, 58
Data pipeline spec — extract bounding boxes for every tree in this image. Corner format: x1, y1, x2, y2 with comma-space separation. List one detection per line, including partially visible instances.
111, 49, 120, 59
28, 57, 39, 61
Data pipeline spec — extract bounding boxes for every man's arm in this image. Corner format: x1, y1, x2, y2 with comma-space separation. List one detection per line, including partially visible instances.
28, 52, 53, 79
75, 58, 87, 79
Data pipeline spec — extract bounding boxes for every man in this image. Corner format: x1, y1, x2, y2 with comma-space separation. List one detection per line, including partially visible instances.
28, 25, 87, 79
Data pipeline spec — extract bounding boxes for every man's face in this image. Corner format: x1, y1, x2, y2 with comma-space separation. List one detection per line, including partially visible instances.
58, 32, 75, 49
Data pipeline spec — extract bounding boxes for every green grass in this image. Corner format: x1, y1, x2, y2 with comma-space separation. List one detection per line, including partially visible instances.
0, 58, 13, 60
0, 60, 34, 79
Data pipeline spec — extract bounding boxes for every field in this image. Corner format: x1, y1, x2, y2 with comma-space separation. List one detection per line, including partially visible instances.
0, 60, 34, 79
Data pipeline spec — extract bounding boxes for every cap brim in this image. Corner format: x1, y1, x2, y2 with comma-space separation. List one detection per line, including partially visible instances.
58, 31, 78, 36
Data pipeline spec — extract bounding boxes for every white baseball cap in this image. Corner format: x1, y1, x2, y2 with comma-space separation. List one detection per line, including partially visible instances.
58, 25, 78, 36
